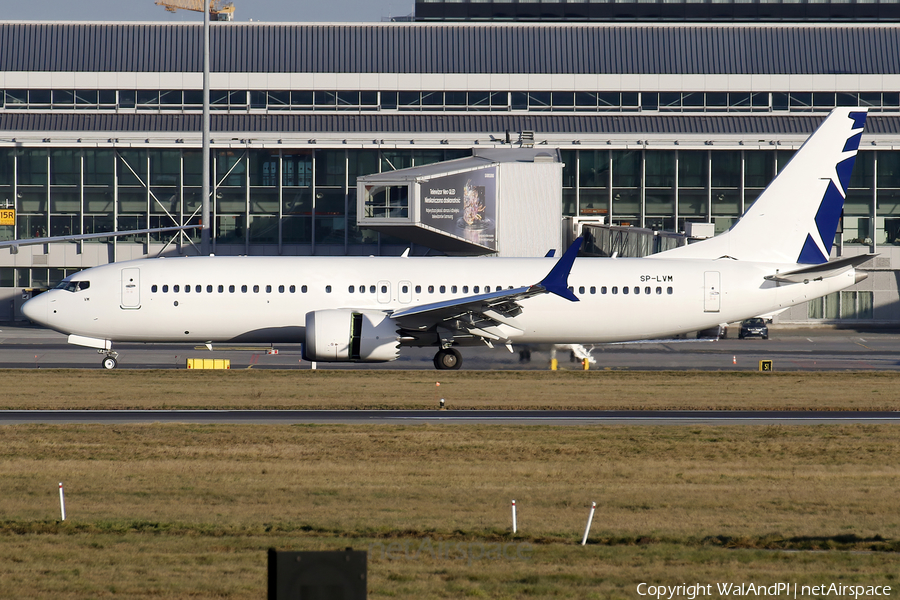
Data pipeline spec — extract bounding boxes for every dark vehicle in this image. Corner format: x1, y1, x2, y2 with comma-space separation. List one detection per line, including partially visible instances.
739, 318, 768, 339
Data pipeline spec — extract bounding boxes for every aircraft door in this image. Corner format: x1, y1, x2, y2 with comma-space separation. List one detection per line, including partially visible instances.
704, 271, 720, 313
121, 268, 141, 309
377, 280, 391, 304
399, 280, 412, 304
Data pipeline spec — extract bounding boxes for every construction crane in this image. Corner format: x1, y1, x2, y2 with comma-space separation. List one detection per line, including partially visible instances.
155, 0, 235, 21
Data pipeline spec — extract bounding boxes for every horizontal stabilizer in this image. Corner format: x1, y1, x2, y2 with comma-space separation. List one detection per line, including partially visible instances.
764, 254, 876, 283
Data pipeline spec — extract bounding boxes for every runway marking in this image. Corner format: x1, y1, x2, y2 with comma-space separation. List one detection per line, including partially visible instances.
855, 340, 873, 350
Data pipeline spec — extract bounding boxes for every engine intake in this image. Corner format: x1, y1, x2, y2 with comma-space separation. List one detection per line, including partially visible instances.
303, 309, 400, 362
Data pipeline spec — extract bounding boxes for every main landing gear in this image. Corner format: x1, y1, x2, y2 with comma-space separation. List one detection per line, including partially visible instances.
433, 348, 462, 370
99, 350, 119, 370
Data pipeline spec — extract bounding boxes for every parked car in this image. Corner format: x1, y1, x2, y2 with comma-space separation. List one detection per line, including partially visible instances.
739, 318, 768, 339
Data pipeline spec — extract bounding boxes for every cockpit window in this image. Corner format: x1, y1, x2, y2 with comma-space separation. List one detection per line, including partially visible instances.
56, 280, 90, 292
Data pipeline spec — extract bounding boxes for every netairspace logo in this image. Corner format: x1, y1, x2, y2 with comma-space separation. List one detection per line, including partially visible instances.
636, 583, 893, 599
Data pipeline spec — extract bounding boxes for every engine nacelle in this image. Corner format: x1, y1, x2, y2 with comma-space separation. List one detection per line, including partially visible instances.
303, 309, 400, 362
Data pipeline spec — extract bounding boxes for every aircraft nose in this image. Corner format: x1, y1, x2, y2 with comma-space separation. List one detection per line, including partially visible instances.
21, 293, 48, 325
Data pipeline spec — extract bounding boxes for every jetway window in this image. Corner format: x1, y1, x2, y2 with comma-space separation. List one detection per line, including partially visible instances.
364, 184, 409, 220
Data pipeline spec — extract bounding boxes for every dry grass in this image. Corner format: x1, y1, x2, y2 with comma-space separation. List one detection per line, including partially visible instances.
0, 423, 899, 598
2, 369, 900, 410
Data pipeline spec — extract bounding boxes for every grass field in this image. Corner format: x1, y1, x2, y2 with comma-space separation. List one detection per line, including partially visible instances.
1, 418, 899, 598
1, 370, 898, 598
3, 369, 900, 410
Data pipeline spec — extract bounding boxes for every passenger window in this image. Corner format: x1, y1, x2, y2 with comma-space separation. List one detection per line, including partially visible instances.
369, 285, 375, 293
567, 286, 573, 294
289, 285, 295, 293
656, 287, 662, 294
428, 285, 434, 293
185, 285, 191, 293
601, 286, 607, 294
218, 285, 224, 293
241, 285, 248, 293
667, 287, 673, 294
440, 285, 446, 293
645, 287, 651, 294
151, 285, 158, 293
174, 285, 180, 292
279, 285, 285, 293
162, 285, 169, 293
474, 286, 479, 293
229, 285, 235, 293
206, 285, 212, 293
612, 286, 618, 294
381, 285, 387, 293
402, 285, 409, 293
451, 285, 457, 293
415, 285, 421, 293
578, 286, 585, 294
266, 285, 272, 293
301, 285, 307, 293
462, 286, 468, 293
634, 287, 639, 295
325, 285, 332, 293
349, 286, 355, 293
195, 285, 201, 293
485, 286, 492, 292
253, 285, 260, 293
590, 286, 596, 294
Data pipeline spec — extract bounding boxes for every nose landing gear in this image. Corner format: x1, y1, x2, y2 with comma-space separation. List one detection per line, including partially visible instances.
99, 350, 119, 370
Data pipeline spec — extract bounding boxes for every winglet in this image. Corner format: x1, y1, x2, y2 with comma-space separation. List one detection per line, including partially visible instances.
536, 237, 582, 302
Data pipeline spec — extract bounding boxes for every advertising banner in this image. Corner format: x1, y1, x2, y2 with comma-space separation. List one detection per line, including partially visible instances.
419, 167, 497, 250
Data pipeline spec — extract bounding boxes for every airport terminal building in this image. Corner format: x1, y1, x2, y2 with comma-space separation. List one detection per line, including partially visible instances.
0, 19, 899, 325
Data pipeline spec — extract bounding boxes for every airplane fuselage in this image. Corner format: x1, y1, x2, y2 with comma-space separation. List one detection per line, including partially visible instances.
26, 254, 856, 348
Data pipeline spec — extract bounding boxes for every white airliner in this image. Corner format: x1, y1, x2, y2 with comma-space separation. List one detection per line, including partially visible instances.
22, 108, 873, 370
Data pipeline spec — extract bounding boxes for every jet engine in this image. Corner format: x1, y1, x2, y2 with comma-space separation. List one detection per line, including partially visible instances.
303, 309, 400, 362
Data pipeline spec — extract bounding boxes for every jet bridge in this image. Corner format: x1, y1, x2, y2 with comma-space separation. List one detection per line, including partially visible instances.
357, 149, 562, 257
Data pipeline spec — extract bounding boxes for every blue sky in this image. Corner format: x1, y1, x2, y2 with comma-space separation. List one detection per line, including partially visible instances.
6, 1, 414, 23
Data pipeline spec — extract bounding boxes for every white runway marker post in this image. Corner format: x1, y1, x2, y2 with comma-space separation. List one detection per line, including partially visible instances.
581, 501, 596, 545
511, 499, 517, 534
58, 482, 66, 521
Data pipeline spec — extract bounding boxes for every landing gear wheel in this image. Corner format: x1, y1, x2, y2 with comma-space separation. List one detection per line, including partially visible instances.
434, 348, 462, 370
102, 356, 118, 370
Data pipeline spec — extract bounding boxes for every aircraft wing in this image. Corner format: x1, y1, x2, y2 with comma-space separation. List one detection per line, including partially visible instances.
390, 238, 582, 344
0, 225, 201, 250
